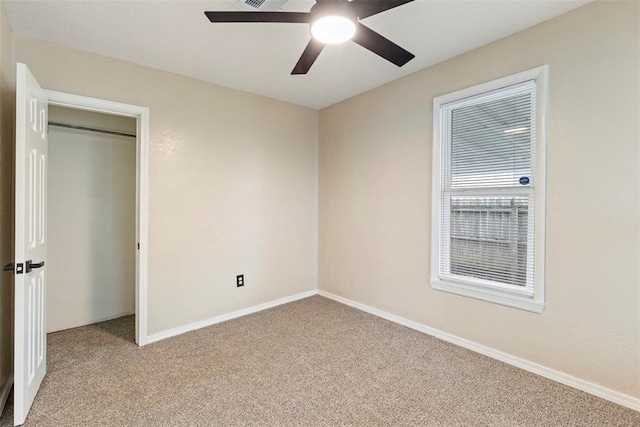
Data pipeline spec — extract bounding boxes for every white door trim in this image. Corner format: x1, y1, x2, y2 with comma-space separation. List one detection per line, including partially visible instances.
44, 90, 149, 346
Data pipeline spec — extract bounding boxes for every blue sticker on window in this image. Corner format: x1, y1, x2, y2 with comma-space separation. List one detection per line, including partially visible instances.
519, 176, 530, 185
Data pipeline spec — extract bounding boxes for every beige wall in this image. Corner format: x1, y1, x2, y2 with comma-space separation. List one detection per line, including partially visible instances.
14, 36, 319, 336
0, 0, 14, 413
47, 106, 136, 333
319, 0, 640, 399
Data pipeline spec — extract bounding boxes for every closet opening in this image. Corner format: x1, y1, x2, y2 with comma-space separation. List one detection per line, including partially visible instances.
47, 106, 137, 342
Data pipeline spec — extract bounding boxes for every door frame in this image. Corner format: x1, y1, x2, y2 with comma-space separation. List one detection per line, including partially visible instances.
44, 90, 149, 346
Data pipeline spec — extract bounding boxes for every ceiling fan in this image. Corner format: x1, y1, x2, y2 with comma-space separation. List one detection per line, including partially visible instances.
204, 0, 415, 75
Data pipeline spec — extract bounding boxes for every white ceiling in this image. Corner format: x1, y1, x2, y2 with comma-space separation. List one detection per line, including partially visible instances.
4, 0, 590, 109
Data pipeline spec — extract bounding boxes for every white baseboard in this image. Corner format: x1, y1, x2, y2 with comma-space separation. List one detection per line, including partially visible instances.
0, 373, 13, 417
146, 290, 317, 344
317, 290, 640, 412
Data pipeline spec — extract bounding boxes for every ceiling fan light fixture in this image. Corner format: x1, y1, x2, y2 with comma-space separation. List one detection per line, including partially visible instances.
310, 7, 357, 44
205, 0, 416, 75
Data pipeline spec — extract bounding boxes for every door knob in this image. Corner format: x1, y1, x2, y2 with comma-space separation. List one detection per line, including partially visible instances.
25, 260, 45, 273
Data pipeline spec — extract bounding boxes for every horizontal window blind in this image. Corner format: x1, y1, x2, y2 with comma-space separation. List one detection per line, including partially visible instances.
439, 81, 536, 294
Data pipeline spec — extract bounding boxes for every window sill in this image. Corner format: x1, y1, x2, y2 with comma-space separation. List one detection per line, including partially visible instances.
431, 279, 545, 313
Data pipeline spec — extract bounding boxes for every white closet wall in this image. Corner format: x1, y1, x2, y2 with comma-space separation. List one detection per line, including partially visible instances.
47, 106, 136, 332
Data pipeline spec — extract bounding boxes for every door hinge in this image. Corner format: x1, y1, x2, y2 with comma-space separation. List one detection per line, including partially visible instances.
3, 262, 24, 274
137, 242, 140, 250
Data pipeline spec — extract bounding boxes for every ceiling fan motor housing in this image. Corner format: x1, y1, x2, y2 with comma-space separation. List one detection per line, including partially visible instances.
309, 1, 359, 44
310, 1, 358, 23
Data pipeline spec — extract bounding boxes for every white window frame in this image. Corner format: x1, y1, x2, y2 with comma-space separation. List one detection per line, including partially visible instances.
430, 65, 548, 313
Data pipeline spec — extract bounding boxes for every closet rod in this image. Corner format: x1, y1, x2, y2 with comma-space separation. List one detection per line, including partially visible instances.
48, 122, 136, 139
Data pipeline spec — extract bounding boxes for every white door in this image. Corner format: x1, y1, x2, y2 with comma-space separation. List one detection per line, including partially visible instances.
13, 63, 48, 426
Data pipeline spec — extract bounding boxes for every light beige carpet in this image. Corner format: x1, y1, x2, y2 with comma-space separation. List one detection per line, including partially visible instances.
1, 295, 638, 426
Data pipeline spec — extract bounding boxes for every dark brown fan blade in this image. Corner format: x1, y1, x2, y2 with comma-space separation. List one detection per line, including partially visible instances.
204, 11, 310, 23
352, 23, 414, 67
349, 0, 414, 19
291, 38, 325, 75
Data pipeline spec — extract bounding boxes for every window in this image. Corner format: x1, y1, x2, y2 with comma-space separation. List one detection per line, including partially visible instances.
431, 66, 548, 312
